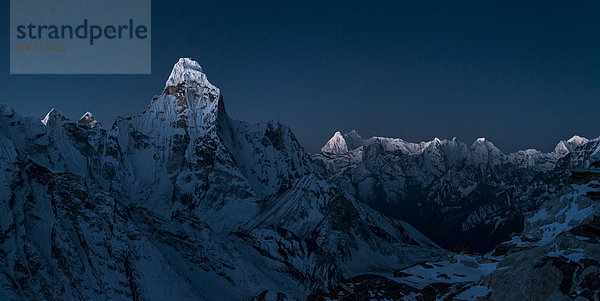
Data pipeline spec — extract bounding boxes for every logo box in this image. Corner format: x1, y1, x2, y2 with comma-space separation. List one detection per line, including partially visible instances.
10, 0, 151, 74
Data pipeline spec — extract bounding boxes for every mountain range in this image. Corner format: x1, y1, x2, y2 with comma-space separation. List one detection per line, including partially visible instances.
314, 130, 590, 251
0, 58, 441, 300
0, 58, 598, 300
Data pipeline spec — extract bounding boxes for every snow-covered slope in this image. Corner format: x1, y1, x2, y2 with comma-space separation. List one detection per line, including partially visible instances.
0, 59, 442, 300
313, 130, 593, 251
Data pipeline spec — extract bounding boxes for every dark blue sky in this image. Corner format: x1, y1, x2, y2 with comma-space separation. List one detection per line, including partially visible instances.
2, 1, 600, 153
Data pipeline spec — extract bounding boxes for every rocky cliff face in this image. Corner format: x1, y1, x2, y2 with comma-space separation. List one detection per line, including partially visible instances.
0, 59, 442, 300
313, 130, 592, 251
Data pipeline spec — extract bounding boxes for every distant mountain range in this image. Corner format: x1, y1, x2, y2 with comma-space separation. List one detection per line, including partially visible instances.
0, 58, 598, 300
313, 130, 591, 251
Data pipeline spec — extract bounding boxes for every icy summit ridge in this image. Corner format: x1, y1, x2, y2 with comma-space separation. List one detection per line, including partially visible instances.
567, 135, 588, 145
554, 135, 589, 155
165, 58, 219, 93
323, 130, 589, 158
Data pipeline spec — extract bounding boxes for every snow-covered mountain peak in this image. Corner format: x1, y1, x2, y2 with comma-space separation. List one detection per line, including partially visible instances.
140, 58, 225, 134
567, 135, 588, 145
470, 137, 499, 149
553, 135, 589, 156
165, 58, 219, 93
41, 108, 71, 127
321, 131, 348, 154
466, 137, 502, 165
471, 137, 490, 150
77, 112, 100, 128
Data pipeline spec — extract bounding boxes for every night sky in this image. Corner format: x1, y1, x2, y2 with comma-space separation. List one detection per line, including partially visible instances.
1, 1, 600, 154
